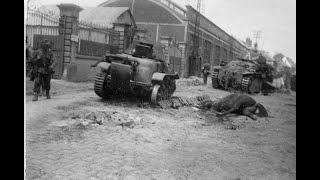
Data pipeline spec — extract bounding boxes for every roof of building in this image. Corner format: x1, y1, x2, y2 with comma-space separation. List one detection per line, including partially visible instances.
186, 5, 249, 51
80, 7, 130, 28
161, 0, 186, 12
155, 0, 186, 19
99, 0, 184, 24
37, 5, 130, 28
231, 36, 250, 51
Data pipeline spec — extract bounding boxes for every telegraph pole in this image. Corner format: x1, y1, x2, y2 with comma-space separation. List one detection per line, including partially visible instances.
192, 0, 202, 75
193, 0, 201, 57
131, 0, 135, 16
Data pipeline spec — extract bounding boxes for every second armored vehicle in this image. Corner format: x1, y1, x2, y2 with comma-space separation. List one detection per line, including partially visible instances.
211, 55, 272, 94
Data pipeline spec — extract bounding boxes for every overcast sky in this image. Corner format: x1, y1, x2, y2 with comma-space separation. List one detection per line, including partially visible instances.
26, 0, 296, 62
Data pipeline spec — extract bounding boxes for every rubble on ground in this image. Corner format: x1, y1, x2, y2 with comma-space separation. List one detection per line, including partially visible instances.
61, 110, 147, 129
176, 78, 203, 86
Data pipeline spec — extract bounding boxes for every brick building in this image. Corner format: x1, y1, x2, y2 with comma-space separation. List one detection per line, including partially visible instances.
100, 0, 250, 77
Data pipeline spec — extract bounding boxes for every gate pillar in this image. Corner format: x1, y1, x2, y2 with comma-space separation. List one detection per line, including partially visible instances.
57, 3, 83, 80
113, 23, 131, 53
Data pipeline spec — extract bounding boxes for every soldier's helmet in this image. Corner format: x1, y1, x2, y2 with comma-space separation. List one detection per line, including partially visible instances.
220, 61, 226, 66
40, 39, 53, 49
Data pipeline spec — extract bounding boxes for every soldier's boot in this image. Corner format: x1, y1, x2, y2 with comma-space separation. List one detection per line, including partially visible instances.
46, 90, 51, 99
42, 89, 46, 97
32, 93, 38, 101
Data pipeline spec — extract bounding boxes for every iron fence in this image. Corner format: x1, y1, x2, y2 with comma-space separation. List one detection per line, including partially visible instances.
25, 9, 65, 79
77, 20, 120, 56
25, 10, 62, 48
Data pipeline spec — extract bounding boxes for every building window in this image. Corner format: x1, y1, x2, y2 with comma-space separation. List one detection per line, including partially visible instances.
204, 40, 212, 64
223, 48, 228, 62
229, 51, 233, 61
214, 45, 221, 65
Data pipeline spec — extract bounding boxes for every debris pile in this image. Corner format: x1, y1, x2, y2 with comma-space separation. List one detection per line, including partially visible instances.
63, 110, 146, 129
158, 95, 212, 109
176, 78, 203, 86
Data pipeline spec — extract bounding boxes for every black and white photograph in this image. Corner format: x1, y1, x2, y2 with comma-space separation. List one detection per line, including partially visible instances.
25, 0, 296, 179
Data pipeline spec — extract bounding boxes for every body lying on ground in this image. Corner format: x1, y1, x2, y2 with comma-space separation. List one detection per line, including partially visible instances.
200, 93, 268, 120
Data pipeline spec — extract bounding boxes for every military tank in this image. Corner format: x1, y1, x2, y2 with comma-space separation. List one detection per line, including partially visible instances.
211, 54, 271, 94
93, 41, 179, 105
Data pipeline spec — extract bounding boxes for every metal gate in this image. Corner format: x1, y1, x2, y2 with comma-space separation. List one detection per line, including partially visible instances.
26, 10, 65, 79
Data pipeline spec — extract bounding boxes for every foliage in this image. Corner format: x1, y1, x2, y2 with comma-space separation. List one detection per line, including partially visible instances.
273, 53, 285, 62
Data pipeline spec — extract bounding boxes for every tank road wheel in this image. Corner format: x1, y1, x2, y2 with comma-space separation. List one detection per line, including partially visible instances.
248, 78, 262, 94
241, 77, 250, 94
241, 77, 262, 94
211, 71, 220, 88
94, 72, 110, 99
151, 84, 165, 105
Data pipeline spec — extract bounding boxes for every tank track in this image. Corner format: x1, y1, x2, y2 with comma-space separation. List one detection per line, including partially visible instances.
94, 72, 109, 99
241, 77, 250, 94
157, 95, 212, 109
211, 71, 219, 88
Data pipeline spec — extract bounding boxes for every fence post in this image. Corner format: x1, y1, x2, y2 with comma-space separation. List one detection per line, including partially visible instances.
57, 3, 83, 81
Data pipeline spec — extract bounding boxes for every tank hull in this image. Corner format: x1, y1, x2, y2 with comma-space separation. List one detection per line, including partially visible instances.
211, 59, 265, 94
93, 41, 179, 104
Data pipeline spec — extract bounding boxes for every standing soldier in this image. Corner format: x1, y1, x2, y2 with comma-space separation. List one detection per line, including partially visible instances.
201, 62, 211, 84
32, 39, 56, 101
26, 36, 35, 81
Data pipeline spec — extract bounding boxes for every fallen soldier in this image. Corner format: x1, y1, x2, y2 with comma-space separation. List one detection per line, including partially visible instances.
200, 93, 268, 120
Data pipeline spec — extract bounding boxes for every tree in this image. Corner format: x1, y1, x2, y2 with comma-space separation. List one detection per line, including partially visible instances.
273, 53, 285, 62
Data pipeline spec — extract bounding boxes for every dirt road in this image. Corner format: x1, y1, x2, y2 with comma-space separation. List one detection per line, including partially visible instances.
25, 78, 296, 180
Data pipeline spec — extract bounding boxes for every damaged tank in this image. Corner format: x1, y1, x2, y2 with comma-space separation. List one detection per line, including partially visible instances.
93, 41, 179, 104
210, 54, 273, 94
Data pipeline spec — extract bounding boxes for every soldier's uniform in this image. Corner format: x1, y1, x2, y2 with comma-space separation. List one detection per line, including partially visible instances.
32, 39, 56, 101
201, 62, 211, 84
26, 36, 37, 81
26, 45, 34, 80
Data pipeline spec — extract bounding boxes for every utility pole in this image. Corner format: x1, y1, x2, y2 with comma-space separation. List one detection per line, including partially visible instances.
192, 0, 201, 56
131, 0, 135, 16
192, 0, 201, 75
